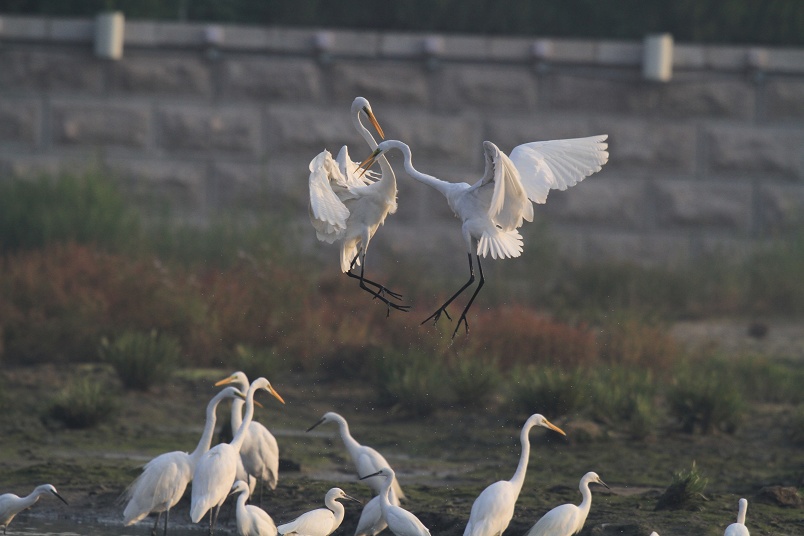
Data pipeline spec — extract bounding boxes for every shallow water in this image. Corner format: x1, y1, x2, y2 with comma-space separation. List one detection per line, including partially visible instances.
9, 518, 220, 536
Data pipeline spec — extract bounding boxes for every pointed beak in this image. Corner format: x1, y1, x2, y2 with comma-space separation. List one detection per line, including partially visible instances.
343, 493, 362, 504
266, 384, 285, 405
363, 107, 385, 140
306, 417, 326, 432
544, 418, 567, 437
214, 375, 237, 387
52, 491, 69, 505
597, 479, 611, 490
359, 470, 383, 480
358, 149, 382, 178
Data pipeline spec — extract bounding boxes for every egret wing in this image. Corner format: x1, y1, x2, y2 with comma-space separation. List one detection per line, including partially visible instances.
309, 150, 351, 237
337, 146, 379, 186
481, 142, 534, 231
278, 508, 334, 536
525, 504, 579, 536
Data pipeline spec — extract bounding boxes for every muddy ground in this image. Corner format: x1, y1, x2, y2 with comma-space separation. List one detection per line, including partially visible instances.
1, 321, 803, 536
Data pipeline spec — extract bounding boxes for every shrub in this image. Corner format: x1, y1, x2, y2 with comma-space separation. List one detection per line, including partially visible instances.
232, 344, 285, 381
47, 377, 118, 429
655, 461, 709, 511
729, 355, 804, 404
588, 366, 659, 439
666, 360, 744, 434
99, 330, 181, 391
509, 365, 587, 418
373, 349, 446, 417
446, 357, 501, 409
597, 314, 679, 369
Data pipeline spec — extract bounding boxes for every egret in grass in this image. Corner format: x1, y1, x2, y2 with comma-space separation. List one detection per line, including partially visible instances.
308, 96, 409, 314
463, 414, 566, 536
123, 386, 245, 536
724, 498, 750, 536
277, 488, 360, 536
216, 371, 281, 503
525, 472, 609, 536
230, 480, 277, 536
0, 484, 67, 535
307, 412, 405, 503
191, 378, 285, 536
359, 136, 608, 337
360, 468, 430, 536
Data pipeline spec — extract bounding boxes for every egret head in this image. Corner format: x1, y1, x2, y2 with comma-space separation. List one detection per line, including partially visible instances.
526, 414, 567, 436
215, 371, 249, 390
249, 377, 286, 405
359, 466, 394, 481
37, 484, 68, 505
353, 97, 384, 140
582, 471, 610, 490
306, 411, 344, 432
230, 480, 250, 496
327, 487, 361, 505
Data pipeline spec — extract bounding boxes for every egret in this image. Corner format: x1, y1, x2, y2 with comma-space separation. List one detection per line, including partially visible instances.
216, 371, 281, 503
650, 533, 660, 536
359, 136, 608, 337
191, 378, 285, 536
360, 468, 430, 536
307, 412, 405, 503
123, 386, 245, 536
277, 487, 360, 536
463, 414, 566, 536
230, 480, 277, 536
0, 484, 67, 534
525, 471, 609, 536
724, 498, 750, 536
308, 96, 409, 314
354, 495, 387, 536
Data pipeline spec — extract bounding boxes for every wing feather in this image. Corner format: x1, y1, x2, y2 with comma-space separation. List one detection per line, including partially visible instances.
309, 150, 351, 240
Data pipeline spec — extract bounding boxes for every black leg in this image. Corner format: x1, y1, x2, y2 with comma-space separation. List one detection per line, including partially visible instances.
150, 512, 162, 536
163, 508, 169, 536
211, 504, 222, 536
452, 254, 484, 338
347, 252, 410, 315
346, 253, 405, 300
207, 509, 214, 536
422, 253, 476, 328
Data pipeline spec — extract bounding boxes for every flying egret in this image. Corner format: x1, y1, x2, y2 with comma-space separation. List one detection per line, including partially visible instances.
191, 378, 285, 536
307, 411, 405, 503
724, 498, 750, 536
230, 480, 277, 536
360, 468, 430, 536
359, 136, 608, 337
216, 371, 281, 503
525, 471, 609, 536
277, 487, 360, 536
0, 484, 68, 534
463, 414, 566, 536
123, 386, 246, 536
308, 96, 409, 314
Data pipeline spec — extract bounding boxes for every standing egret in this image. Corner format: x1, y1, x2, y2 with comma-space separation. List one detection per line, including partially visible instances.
307, 412, 405, 503
216, 371, 281, 503
308, 96, 409, 314
525, 471, 609, 536
230, 480, 277, 536
0, 484, 68, 534
354, 495, 387, 536
724, 498, 750, 536
123, 386, 245, 536
191, 378, 285, 536
277, 487, 360, 536
359, 136, 608, 337
360, 468, 430, 536
462, 414, 566, 536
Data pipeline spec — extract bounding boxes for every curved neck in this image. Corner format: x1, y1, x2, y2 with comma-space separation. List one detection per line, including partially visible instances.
190, 392, 227, 461
231, 385, 258, 451
378, 478, 393, 513
737, 501, 747, 524
354, 112, 396, 188
327, 499, 346, 527
576, 479, 593, 520
509, 421, 534, 492
19, 491, 44, 510
237, 489, 249, 511
231, 397, 244, 431
334, 416, 362, 454
391, 142, 450, 197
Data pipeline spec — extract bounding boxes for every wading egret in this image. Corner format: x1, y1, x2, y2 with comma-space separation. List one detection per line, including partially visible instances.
724, 498, 750, 536
308, 96, 409, 314
463, 414, 566, 536
123, 386, 245, 536
230, 480, 277, 536
0, 484, 67, 534
307, 412, 405, 502
216, 371, 280, 503
277, 488, 360, 536
360, 468, 430, 536
359, 136, 608, 337
191, 378, 285, 536
525, 471, 609, 536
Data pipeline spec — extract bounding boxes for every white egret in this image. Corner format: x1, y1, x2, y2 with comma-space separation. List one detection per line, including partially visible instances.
360, 468, 430, 536
230, 480, 277, 536
216, 371, 281, 503
525, 471, 609, 536
724, 498, 750, 536
354, 495, 387, 536
649, 533, 660, 536
359, 136, 608, 337
0, 484, 67, 534
123, 386, 245, 536
277, 487, 360, 536
308, 96, 409, 314
307, 412, 405, 503
191, 378, 285, 536
462, 414, 566, 536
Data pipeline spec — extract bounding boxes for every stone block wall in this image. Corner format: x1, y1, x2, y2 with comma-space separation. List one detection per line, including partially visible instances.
1, 14, 803, 268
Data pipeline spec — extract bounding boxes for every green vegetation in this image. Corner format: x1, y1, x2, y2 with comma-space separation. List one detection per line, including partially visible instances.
655, 461, 709, 511
99, 330, 182, 391
46, 376, 118, 429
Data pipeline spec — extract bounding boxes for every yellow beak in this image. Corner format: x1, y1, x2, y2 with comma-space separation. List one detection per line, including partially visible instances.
358, 148, 382, 178
544, 418, 567, 436
364, 107, 385, 140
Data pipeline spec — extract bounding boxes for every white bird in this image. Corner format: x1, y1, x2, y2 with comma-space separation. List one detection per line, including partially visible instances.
360, 467, 430, 536
0, 484, 68, 534
308, 96, 409, 314
123, 386, 245, 536
191, 378, 285, 536
360, 136, 608, 337
525, 471, 609, 536
724, 498, 750, 536
307, 411, 405, 503
216, 371, 281, 502
230, 480, 277, 536
277, 487, 360, 536
462, 414, 566, 536
649, 533, 660, 536
354, 495, 388, 536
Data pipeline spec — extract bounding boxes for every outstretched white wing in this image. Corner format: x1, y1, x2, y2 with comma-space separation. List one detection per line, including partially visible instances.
308, 150, 351, 241
481, 141, 534, 231
336, 145, 379, 187
509, 135, 609, 204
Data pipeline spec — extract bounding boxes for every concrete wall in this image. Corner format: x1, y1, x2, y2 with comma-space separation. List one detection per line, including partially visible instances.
1, 14, 803, 268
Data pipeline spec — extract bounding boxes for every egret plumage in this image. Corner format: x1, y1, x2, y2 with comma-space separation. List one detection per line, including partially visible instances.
277, 487, 360, 536
724, 498, 750, 536
0, 484, 67, 535
360, 467, 430, 536
525, 472, 609, 536
462, 414, 566, 536
360, 136, 608, 337
354, 494, 387, 536
230, 480, 277, 536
